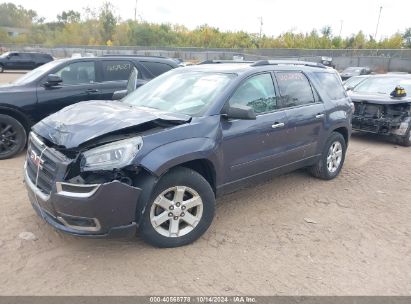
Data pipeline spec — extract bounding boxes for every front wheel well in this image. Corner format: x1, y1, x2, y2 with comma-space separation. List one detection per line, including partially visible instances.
332, 127, 349, 145
0, 108, 31, 132
170, 159, 217, 196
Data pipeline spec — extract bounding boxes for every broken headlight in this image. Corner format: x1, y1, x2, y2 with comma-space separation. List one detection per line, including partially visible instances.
80, 137, 143, 172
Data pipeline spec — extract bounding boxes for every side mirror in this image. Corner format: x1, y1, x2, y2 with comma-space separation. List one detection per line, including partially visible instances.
222, 105, 256, 120
112, 89, 127, 100
345, 86, 354, 91
44, 74, 62, 87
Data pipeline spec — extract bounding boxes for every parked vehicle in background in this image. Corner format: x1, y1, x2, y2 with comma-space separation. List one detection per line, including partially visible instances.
343, 75, 370, 90
340, 67, 371, 81
24, 60, 353, 247
0, 56, 179, 159
0, 52, 53, 73
349, 74, 411, 146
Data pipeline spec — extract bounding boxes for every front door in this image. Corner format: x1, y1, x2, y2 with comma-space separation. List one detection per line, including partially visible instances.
35, 61, 99, 122
221, 72, 290, 184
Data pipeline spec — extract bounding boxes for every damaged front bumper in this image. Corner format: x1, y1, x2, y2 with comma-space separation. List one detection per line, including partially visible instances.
24, 166, 142, 238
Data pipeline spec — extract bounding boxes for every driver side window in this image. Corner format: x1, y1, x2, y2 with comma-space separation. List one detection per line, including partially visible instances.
229, 73, 277, 114
56, 61, 96, 85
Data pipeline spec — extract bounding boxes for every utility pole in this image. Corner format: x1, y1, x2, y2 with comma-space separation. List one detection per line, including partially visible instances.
258, 17, 263, 39
374, 6, 383, 40
339, 20, 343, 37
134, 0, 138, 22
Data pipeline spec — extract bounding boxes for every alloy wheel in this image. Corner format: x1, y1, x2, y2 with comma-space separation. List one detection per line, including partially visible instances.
0, 123, 19, 155
150, 186, 203, 238
326, 141, 343, 173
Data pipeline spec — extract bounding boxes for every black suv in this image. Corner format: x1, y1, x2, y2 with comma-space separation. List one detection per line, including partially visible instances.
24, 60, 353, 247
0, 51, 53, 72
0, 56, 179, 159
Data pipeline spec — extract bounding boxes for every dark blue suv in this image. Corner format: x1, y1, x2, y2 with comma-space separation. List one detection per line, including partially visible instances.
24, 60, 353, 247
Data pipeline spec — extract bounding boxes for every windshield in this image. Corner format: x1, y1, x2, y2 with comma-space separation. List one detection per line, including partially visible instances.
13, 60, 62, 85
344, 76, 368, 88
123, 70, 236, 116
343, 67, 361, 73
353, 76, 411, 95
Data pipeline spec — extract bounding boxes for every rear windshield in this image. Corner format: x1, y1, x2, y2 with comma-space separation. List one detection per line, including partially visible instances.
353, 77, 411, 95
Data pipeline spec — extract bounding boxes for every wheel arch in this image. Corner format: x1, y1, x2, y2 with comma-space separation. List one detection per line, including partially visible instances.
332, 126, 349, 145
0, 105, 32, 133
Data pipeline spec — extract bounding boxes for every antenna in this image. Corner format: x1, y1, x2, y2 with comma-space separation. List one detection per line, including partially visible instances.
374, 6, 383, 40
258, 16, 263, 39
134, 0, 138, 21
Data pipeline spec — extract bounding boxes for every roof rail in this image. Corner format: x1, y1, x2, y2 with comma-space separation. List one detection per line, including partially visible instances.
198, 59, 255, 65
251, 60, 327, 69
102, 54, 168, 59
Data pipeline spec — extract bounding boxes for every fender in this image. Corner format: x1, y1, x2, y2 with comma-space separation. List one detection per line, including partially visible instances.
139, 137, 219, 178
0, 104, 34, 130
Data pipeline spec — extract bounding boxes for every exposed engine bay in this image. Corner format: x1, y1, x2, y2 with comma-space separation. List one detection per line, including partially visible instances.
352, 101, 411, 136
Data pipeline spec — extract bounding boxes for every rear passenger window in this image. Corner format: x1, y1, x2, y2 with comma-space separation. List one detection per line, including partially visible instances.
275, 72, 315, 108
229, 73, 277, 114
141, 61, 173, 77
102, 60, 134, 81
314, 72, 347, 100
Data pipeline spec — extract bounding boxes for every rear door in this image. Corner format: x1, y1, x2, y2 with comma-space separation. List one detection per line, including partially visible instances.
35, 60, 99, 121
274, 71, 326, 161
97, 59, 145, 100
221, 72, 290, 183
20, 53, 35, 69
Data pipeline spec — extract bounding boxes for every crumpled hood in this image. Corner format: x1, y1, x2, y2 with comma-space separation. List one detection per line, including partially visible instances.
349, 91, 411, 105
32, 100, 191, 149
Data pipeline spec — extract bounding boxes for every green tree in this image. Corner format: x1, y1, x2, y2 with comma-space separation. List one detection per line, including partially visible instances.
403, 28, 411, 48
0, 2, 38, 28
99, 2, 118, 43
57, 10, 81, 24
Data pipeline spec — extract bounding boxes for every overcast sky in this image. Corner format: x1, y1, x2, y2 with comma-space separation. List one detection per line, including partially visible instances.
4, 0, 411, 39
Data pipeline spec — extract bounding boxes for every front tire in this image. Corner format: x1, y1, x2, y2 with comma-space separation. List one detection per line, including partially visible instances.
399, 127, 411, 147
0, 64, 4, 73
309, 132, 347, 180
138, 167, 215, 248
0, 114, 27, 159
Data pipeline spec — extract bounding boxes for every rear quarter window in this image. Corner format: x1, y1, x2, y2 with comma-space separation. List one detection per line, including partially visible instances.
141, 61, 174, 77
314, 72, 347, 100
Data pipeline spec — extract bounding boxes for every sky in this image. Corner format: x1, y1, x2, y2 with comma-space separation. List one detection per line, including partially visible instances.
4, 0, 411, 39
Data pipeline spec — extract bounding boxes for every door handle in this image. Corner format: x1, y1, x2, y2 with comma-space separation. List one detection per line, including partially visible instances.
85, 89, 99, 93
272, 122, 285, 129
315, 113, 325, 119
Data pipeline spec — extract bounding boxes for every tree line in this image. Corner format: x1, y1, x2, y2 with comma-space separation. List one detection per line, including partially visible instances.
1, 2, 411, 49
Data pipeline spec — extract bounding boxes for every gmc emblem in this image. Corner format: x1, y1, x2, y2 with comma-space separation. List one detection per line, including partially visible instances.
30, 150, 44, 170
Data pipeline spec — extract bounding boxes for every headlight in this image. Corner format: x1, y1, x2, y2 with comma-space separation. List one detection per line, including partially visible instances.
80, 137, 143, 172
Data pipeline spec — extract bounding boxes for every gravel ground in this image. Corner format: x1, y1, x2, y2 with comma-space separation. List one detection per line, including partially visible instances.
0, 72, 410, 296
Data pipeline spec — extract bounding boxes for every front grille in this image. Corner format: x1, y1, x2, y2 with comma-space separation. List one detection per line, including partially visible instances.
26, 134, 59, 194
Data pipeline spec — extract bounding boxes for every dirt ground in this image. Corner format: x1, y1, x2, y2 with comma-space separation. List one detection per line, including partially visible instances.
0, 72, 410, 296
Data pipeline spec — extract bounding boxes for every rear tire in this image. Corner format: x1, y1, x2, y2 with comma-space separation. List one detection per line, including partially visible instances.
0, 64, 4, 73
309, 132, 347, 180
0, 114, 27, 159
138, 167, 215, 248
